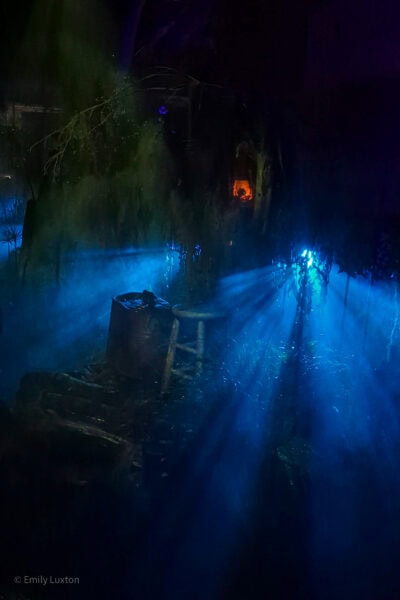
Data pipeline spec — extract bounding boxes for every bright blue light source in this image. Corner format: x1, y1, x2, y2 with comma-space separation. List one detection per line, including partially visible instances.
300, 248, 314, 268
158, 105, 168, 115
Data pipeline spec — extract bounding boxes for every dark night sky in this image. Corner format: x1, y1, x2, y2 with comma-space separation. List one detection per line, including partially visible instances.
304, 0, 400, 88
1, 0, 400, 94
0, 0, 314, 93
125, 0, 314, 94
2, 0, 400, 220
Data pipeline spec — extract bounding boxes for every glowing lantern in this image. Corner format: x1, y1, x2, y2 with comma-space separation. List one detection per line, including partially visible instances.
232, 179, 253, 202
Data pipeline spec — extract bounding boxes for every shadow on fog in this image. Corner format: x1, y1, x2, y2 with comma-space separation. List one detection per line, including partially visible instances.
128, 265, 307, 599
306, 269, 400, 599
129, 263, 400, 599
0, 247, 179, 400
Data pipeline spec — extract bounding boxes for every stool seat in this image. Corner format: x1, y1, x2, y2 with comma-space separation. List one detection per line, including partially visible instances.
172, 306, 225, 321
161, 305, 225, 394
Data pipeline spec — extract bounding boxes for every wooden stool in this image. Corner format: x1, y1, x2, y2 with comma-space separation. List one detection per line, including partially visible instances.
161, 306, 224, 393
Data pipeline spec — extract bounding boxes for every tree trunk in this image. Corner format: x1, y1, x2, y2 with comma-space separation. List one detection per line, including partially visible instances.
254, 148, 273, 232
254, 151, 265, 218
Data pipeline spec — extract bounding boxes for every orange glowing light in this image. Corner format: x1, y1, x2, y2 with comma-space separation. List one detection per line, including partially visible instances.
232, 179, 253, 201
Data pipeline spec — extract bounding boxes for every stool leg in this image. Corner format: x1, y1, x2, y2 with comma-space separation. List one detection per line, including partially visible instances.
161, 318, 180, 393
196, 320, 205, 376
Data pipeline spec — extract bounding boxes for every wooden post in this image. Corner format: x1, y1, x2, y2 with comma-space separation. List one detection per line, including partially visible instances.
161, 318, 180, 393
196, 320, 205, 376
